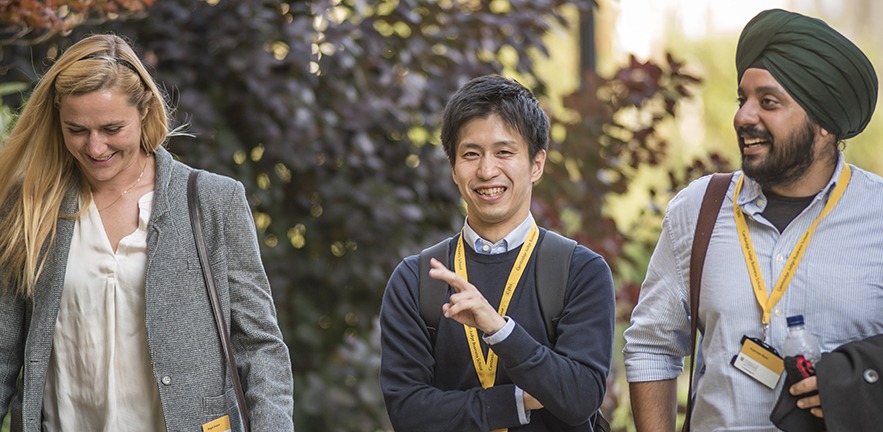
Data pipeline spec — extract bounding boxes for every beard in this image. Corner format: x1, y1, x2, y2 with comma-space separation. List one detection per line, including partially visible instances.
739, 120, 817, 190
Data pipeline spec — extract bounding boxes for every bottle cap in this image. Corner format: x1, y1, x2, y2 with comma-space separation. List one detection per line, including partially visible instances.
786, 315, 805, 327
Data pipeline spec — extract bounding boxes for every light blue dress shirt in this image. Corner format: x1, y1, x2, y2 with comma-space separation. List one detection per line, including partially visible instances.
462, 213, 534, 256
623, 155, 883, 431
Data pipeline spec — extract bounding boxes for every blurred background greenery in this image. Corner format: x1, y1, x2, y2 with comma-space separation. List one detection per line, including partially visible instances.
1, 1, 880, 431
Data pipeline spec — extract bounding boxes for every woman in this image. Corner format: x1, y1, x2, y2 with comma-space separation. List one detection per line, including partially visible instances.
0, 34, 294, 431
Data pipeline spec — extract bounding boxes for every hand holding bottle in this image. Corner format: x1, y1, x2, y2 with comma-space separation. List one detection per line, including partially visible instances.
783, 315, 824, 419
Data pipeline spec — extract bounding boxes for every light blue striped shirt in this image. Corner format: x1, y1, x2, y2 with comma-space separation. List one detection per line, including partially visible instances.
623, 155, 883, 431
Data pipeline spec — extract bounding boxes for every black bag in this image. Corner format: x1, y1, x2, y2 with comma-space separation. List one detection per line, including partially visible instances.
770, 355, 825, 431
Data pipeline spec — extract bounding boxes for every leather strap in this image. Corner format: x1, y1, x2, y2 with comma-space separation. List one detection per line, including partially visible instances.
188, 170, 251, 431
683, 172, 733, 432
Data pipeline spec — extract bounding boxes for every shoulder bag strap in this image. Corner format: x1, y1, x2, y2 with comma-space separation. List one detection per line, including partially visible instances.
534, 230, 576, 344
683, 172, 733, 432
188, 170, 251, 432
536, 230, 611, 431
418, 237, 451, 344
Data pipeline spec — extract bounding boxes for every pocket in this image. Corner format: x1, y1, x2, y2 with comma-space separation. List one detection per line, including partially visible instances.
203, 387, 245, 431
801, 264, 883, 350
203, 386, 237, 415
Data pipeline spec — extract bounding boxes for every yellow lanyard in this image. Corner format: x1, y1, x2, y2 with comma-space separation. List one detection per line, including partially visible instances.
733, 165, 850, 333
455, 223, 539, 390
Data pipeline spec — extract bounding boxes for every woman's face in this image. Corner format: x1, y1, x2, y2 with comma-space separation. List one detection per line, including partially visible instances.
59, 88, 145, 189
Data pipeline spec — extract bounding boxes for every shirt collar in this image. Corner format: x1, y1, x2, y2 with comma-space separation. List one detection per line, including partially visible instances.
736, 152, 846, 212
462, 213, 535, 255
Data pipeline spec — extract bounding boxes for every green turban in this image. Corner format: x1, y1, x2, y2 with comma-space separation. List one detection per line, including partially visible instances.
736, 9, 878, 139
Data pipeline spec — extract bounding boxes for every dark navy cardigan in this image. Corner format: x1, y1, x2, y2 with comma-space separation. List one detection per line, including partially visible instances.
380, 229, 615, 431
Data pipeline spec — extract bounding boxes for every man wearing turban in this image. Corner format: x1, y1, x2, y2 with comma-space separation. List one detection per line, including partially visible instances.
623, 9, 883, 431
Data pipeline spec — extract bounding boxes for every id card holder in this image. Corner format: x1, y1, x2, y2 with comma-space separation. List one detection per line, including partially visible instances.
202, 415, 232, 432
731, 335, 784, 389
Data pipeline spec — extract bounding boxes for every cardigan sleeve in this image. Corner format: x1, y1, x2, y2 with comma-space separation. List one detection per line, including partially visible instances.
211, 177, 295, 430
0, 188, 27, 420
0, 282, 26, 421
489, 248, 615, 426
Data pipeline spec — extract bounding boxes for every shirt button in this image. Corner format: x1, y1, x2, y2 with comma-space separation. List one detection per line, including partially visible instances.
774, 309, 782, 317
161, 376, 172, 385
757, 198, 766, 207
481, 244, 490, 252
776, 254, 784, 262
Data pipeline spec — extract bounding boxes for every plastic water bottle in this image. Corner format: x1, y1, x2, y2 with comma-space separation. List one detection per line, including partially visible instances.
782, 315, 821, 364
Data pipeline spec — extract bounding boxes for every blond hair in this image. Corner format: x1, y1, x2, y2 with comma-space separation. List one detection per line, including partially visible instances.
0, 34, 172, 298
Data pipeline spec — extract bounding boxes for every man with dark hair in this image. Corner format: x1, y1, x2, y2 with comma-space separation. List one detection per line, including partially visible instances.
623, 9, 883, 431
380, 75, 615, 431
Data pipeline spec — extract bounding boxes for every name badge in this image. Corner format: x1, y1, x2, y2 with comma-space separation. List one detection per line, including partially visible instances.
731, 335, 784, 389
202, 415, 232, 432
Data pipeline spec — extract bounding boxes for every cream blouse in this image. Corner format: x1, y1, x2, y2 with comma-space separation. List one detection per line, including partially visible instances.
42, 192, 166, 431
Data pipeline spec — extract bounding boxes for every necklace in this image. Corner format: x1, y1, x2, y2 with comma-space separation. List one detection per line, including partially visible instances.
97, 157, 149, 212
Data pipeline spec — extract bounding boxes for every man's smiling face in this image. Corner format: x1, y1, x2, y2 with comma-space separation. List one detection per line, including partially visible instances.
451, 113, 545, 242
735, 68, 823, 190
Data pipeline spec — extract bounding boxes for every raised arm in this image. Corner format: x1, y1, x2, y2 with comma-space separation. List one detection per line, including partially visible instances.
487, 250, 615, 426
379, 258, 525, 431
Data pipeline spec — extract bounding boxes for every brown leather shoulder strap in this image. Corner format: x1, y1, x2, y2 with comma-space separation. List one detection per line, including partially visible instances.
188, 170, 251, 431
683, 172, 733, 432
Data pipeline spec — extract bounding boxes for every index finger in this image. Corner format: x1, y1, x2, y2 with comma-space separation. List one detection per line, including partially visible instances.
790, 376, 818, 396
428, 258, 474, 293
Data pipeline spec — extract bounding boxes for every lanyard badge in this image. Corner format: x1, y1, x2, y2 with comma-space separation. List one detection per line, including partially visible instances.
732, 165, 850, 332
732, 336, 784, 389
454, 223, 539, 389
730, 165, 850, 388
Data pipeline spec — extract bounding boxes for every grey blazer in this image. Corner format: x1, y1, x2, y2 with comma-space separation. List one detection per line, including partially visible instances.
0, 147, 295, 431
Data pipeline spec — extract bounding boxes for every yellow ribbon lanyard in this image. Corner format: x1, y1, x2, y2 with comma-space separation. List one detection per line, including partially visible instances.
733, 165, 850, 341
455, 223, 539, 390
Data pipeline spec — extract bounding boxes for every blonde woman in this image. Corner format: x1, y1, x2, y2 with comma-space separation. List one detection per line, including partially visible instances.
0, 34, 294, 431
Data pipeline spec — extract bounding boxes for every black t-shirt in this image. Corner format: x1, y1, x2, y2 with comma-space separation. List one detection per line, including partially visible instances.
761, 190, 816, 232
